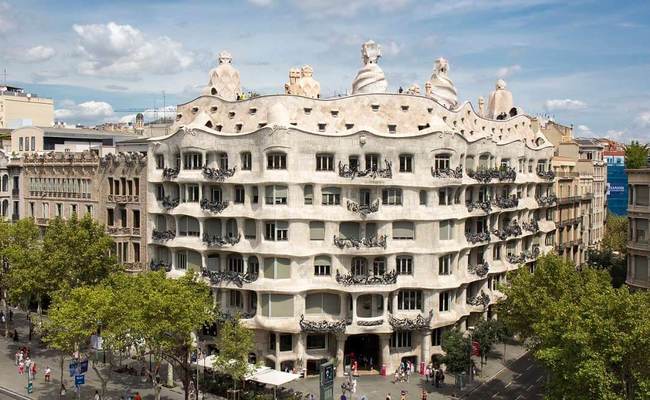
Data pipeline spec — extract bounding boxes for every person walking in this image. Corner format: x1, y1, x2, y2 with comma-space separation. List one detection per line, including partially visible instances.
94, 390, 101, 400
386, 393, 392, 400
44, 366, 51, 382
421, 389, 428, 400
18, 360, 24, 375
425, 365, 431, 382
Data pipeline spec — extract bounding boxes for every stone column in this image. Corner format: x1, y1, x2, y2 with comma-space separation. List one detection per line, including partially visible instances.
296, 333, 305, 372
383, 294, 389, 317
275, 332, 281, 370
336, 335, 346, 377
351, 294, 358, 323
380, 334, 391, 374
421, 331, 431, 368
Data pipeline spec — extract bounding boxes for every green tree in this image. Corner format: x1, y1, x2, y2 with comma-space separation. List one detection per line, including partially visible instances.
586, 248, 627, 288
0, 219, 12, 337
213, 315, 255, 390
602, 213, 628, 254
625, 141, 649, 169
499, 253, 650, 399
471, 319, 507, 366
441, 329, 471, 375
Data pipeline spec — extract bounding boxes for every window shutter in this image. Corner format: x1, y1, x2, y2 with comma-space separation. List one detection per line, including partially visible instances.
310, 221, 325, 240
340, 222, 361, 240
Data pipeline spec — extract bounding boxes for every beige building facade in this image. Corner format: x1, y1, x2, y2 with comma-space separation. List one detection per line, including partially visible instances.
0, 86, 54, 129
627, 168, 650, 289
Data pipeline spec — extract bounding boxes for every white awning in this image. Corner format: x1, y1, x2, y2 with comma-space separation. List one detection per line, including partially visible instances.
246, 368, 301, 387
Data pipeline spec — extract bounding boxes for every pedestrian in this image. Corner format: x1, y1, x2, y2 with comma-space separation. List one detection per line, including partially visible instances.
386, 393, 391, 400
340, 392, 347, 400
400, 390, 408, 400
13, 328, 18, 342
421, 389, 427, 400
60, 383, 67, 396
14, 351, 19, 366
18, 360, 24, 375
45, 366, 51, 382
352, 379, 357, 395
436, 369, 444, 386
94, 390, 101, 400
133, 391, 142, 400
425, 365, 430, 382
9, 308, 13, 321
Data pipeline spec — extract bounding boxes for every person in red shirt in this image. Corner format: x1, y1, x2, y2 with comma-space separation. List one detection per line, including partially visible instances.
133, 392, 142, 400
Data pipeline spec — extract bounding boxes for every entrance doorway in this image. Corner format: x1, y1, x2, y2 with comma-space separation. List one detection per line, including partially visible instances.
344, 334, 380, 373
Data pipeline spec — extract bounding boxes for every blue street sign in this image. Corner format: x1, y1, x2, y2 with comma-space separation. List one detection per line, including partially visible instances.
75, 374, 85, 386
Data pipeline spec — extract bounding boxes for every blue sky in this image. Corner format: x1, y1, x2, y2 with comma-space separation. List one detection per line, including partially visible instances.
1, 0, 649, 142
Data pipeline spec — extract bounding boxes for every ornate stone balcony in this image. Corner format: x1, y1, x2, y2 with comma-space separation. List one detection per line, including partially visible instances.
466, 200, 492, 214
357, 319, 385, 327
202, 165, 237, 181
152, 229, 176, 241
466, 291, 491, 308
467, 167, 516, 183
506, 253, 527, 264
149, 260, 172, 272
107, 226, 132, 235
161, 196, 179, 210
468, 262, 489, 277
299, 315, 350, 334
346, 199, 380, 216
493, 196, 519, 210
338, 160, 392, 180
465, 231, 491, 244
388, 310, 433, 331
430, 166, 463, 179
202, 233, 241, 247
536, 194, 558, 207
202, 269, 258, 287
100, 152, 146, 167
162, 167, 179, 179
335, 269, 397, 286
333, 235, 387, 249
537, 170, 555, 181
200, 198, 229, 213
492, 220, 522, 240
522, 220, 539, 233
523, 245, 541, 261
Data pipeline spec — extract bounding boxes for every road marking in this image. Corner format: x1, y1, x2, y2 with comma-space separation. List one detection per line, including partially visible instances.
536, 376, 544, 383
515, 395, 524, 400
526, 365, 533, 371
527, 385, 534, 391
505, 382, 512, 389
491, 393, 500, 398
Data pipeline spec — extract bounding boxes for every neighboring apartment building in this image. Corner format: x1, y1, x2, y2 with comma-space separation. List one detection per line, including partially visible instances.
147, 44, 556, 376
627, 167, 650, 289
576, 138, 606, 248
0, 86, 54, 129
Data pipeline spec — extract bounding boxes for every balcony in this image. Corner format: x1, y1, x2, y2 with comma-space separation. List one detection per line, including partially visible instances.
338, 160, 392, 180
465, 231, 491, 244
162, 167, 179, 179
11, 188, 19, 197
388, 310, 433, 331
558, 196, 581, 205
152, 229, 176, 241
537, 170, 555, 181
202, 165, 236, 181
299, 315, 350, 334
431, 166, 463, 179
123, 262, 144, 272
466, 166, 516, 184
35, 217, 49, 225
161, 196, 179, 210
522, 220, 539, 233
466, 291, 491, 308
202, 233, 241, 247
201, 269, 258, 287
492, 221, 522, 240
335, 269, 397, 286
346, 199, 379, 216
333, 235, 387, 250
536, 194, 557, 207
149, 260, 172, 272
107, 194, 135, 204
468, 262, 489, 277
493, 196, 519, 210
555, 171, 579, 179
200, 198, 229, 214
466, 200, 492, 214
107, 226, 132, 235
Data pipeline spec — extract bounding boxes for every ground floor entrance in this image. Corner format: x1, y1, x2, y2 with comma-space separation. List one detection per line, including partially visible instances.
344, 334, 380, 373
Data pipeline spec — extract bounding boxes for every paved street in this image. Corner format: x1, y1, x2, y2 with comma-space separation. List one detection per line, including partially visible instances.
463, 353, 545, 400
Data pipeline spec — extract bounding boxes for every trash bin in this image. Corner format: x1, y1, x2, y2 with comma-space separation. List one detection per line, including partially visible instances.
380, 364, 387, 376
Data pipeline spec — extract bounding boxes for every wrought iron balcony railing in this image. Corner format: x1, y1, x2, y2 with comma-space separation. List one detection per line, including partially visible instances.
493, 196, 519, 209
346, 199, 380, 216
161, 196, 179, 210
200, 198, 229, 213
333, 235, 387, 249
202, 165, 237, 181
162, 167, 179, 179
466, 291, 491, 308
388, 310, 433, 331
492, 221, 522, 240
536, 194, 558, 207
149, 260, 172, 272
506, 253, 527, 264
537, 170, 555, 181
522, 220, 540, 233
338, 160, 392, 180
357, 319, 385, 326
335, 269, 397, 286
465, 231, 491, 244
468, 262, 489, 277
202, 269, 258, 287
466, 200, 492, 214
299, 315, 350, 334
152, 229, 176, 241
202, 233, 241, 247
431, 166, 463, 179
107, 226, 132, 235
466, 166, 516, 183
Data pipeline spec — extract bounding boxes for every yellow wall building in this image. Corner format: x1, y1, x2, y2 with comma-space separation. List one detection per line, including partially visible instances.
0, 86, 54, 129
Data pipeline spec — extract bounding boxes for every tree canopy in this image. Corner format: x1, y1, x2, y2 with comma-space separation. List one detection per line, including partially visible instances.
499, 253, 650, 399
441, 329, 471, 375
214, 315, 255, 389
625, 141, 649, 169
601, 213, 628, 255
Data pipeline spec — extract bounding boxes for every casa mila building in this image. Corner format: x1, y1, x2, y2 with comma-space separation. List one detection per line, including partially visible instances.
147, 42, 556, 376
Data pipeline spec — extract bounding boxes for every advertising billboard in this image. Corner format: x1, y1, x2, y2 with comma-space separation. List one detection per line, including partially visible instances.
605, 154, 627, 216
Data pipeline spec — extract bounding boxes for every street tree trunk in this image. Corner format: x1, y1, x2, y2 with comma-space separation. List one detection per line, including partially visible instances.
59, 355, 65, 400
167, 361, 174, 387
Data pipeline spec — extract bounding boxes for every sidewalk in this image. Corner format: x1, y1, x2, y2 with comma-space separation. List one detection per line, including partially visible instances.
0, 309, 213, 400
284, 341, 528, 400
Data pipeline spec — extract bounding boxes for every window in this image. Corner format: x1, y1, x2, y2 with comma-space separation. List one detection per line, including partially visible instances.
252, 186, 259, 204
439, 291, 451, 311
382, 188, 402, 205
390, 331, 412, 349
156, 185, 165, 201
305, 292, 340, 315
316, 154, 334, 171
183, 152, 203, 170
349, 155, 359, 170
393, 221, 415, 240
372, 257, 386, 275
176, 251, 187, 269
279, 334, 293, 352
303, 185, 313, 205
269, 333, 276, 351
636, 186, 649, 206
56, 203, 62, 217
226, 218, 238, 238
265, 185, 288, 205
501, 158, 511, 168
70, 204, 78, 216
31, 137, 36, 151
478, 154, 490, 170
434, 154, 451, 171
352, 257, 367, 276
439, 220, 453, 240
132, 210, 140, 228
307, 335, 327, 350
179, 216, 200, 237
245, 219, 256, 239
340, 222, 361, 240
322, 187, 341, 205
359, 189, 371, 206
365, 154, 379, 170
241, 152, 252, 170
133, 242, 140, 262
218, 153, 229, 170
314, 255, 331, 276
388, 124, 397, 134
228, 255, 244, 273
265, 221, 288, 241
19, 137, 23, 151
398, 290, 422, 310
493, 244, 502, 260
310, 221, 325, 241
634, 255, 648, 281
248, 257, 259, 275
396, 255, 413, 275
438, 254, 452, 275
263, 258, 291, 279
431, 327, 447, 346
235, 186, 245, 203
267, 152, 287, 170
399, 154, 413, 172
107, 208, 115, 226
187, 184, 200, 202
155, 154, 164, 169
419, 190, 427, 206
439, 188, 453, 205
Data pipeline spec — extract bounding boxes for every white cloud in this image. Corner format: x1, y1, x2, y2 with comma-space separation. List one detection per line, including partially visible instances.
421, 0, 559, 17
20, 46, 56, 62
544, 99, 587, 111
497, 64, 521, 79
605, 130, 625, 140
72, 22, 194, 77
55, 101, 114, 123
0, 2, 15, 34
294, 0, 410, 17
577, 124, 592, 135
383, 41, 402, 57
248, 0, 273, 6
635, 111, 650, 128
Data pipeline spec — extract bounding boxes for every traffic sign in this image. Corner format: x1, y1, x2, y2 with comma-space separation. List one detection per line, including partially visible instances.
26, 382, 33, 394
320, 362, 334, 400
75, 375, 85, 386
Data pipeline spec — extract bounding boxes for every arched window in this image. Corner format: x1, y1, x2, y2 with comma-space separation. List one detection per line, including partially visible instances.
434, 154, 451, 171
372, 257, 386, 275
352, 257, 367, 276
248, 256, 259, 275
226, 218, 238, 238
1, 175, 8, 192
178, 216, 200, 237
1, 199, 8, 217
